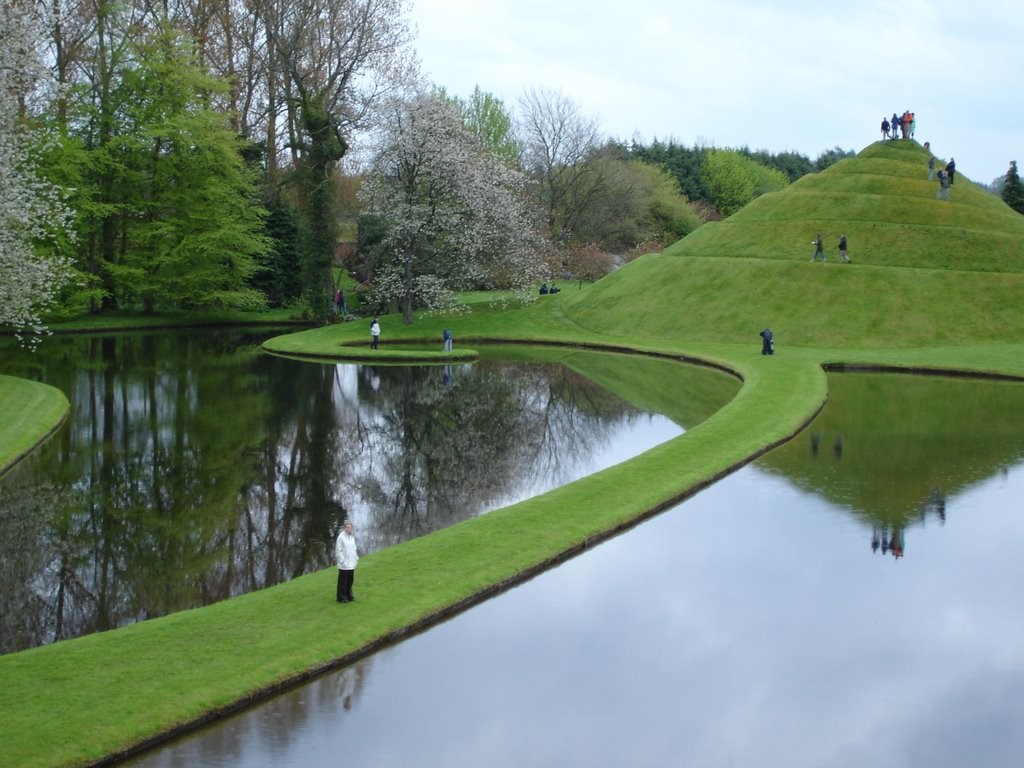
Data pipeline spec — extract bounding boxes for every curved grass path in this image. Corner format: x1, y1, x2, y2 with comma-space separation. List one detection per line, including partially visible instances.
0, 375, 69, 479
3, 299, 1023, 768
4, 139, 1024, 766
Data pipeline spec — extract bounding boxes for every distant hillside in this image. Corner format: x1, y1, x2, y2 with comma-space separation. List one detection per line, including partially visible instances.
561, 141, 1024, 348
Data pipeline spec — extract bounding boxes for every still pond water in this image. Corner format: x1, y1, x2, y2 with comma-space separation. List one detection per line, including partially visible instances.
126, 372, 1024, 768
0, 330, 733, 654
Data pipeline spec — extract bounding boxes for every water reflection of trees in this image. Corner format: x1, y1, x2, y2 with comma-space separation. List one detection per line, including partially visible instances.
0, 333, 670, 653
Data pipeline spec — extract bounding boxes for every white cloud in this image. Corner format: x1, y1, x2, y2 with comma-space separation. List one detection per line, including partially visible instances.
409, 0, 1023, 183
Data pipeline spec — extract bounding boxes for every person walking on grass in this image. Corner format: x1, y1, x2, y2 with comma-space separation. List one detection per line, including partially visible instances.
936, 170, 950, 201
838, 234, 851, 263
811, 233, 825, 262
336, 521, 359, 603
369, 317, 380, 349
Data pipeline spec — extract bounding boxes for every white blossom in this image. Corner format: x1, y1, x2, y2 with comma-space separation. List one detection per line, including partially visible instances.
360, 91, 549, 321
0, 0, 73, 343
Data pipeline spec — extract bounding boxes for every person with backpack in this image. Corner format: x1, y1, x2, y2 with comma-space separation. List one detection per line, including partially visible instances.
838, 234, 851, 263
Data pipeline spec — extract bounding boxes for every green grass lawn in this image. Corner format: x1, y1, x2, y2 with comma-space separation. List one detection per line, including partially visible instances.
0, 375, 69, 478
3, 141, 1024, 767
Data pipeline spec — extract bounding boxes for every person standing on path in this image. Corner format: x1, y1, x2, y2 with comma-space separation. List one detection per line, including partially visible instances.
370, 317, 380, 349
336, 521, 359, 603
838, 234, 851, 263
443, 328, 453, 352
811, 233, 826, 262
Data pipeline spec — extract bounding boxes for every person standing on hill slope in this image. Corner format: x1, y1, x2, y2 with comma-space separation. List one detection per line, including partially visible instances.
928, 155, 935, 181
946, 158, 956, 185
936, 170, 951, 200
881, 117, 890, 142
891, 113, 899, 140
811, 233, 825, 262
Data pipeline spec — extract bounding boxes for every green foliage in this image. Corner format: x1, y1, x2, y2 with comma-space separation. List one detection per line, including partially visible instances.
640, 162, 704, 240
701, 149, 790, 217
737, 146, 814, 181
48, 25, 269, 313
251, 196, 304, 307
630, 138, 711, 203
451, 85, 522, 165
630, 140, 853, 213
814, 145, 856, 171
1001, 160, 1024, 214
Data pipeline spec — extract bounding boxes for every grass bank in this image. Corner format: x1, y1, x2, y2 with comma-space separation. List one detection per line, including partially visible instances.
0, 376, 69, 478
3, 142, 1024, 766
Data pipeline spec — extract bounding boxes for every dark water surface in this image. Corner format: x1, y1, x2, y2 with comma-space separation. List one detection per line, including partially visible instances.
0, 330, 733, 654
126, 373, 1024, 768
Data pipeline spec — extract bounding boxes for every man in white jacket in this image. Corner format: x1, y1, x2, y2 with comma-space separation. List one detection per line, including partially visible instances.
336, 521, 359, 602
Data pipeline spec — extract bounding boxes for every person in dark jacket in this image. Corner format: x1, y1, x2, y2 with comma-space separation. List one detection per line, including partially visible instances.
838, 234, 850, 263
760, 328, 774, 355
945, 158, 956, 185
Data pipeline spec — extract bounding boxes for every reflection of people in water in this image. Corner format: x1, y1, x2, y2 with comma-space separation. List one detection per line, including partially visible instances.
871, 525, 905, 558
334, 661, 367, 712
810, 433, 820, 457
833, 435, 843, 460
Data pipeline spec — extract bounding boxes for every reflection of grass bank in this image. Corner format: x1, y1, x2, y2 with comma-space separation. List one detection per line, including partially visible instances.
5, 141, 1024, 767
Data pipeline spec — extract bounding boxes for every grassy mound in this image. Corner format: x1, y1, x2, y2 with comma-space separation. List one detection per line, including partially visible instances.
563, 141, 1024, 348
665, 141, 1024, 273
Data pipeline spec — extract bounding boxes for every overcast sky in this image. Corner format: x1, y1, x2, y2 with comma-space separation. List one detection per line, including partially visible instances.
408, 0, 1022, 185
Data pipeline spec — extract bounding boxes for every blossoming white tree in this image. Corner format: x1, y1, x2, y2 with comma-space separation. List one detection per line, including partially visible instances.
359, 91, 549, 323
0, 0, 73, 340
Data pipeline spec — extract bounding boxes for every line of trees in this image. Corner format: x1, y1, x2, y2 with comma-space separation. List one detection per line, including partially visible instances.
4, 0, 863, 336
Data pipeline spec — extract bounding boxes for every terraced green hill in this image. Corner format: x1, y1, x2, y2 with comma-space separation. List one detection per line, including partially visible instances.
561, 141, 1024, 348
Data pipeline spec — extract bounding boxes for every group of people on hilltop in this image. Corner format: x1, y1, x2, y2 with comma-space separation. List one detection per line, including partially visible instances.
880, 110, 915, 142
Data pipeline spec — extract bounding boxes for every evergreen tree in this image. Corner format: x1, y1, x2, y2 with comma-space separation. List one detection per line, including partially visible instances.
1001, 161, 1024, 214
